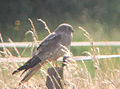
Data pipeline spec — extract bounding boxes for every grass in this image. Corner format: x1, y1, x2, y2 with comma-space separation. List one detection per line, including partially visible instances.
1, 58, 120, 88
0, 19, 120, 89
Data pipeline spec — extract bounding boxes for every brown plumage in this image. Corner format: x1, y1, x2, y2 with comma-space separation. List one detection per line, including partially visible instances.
12, 23, 74, 83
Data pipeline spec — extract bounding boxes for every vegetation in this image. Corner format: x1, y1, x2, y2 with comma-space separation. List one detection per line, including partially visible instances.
0, 20, 120, 88
0, 0, 120, 88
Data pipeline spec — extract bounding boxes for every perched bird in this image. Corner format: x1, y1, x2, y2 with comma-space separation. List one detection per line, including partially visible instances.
12, 23, 74, 83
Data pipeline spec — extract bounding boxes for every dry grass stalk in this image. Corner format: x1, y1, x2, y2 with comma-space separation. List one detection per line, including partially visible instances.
28, 18, 39, 41
25, 19, 40, 55
37, 19, 51, 34
79, 26, 99, 65
8, 38, 21, 57
79, 26, 118, 89
78, 26, 101, 77
0, 33, 12, 57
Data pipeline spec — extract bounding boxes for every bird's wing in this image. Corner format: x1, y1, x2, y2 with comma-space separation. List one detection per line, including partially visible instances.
35, 32, 61, 56
12, 33, 61, 76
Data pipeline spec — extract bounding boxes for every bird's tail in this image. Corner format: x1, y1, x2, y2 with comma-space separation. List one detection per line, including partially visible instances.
20, 64, 41, 84
12, 65, 27, 75
12, 55, 42, 75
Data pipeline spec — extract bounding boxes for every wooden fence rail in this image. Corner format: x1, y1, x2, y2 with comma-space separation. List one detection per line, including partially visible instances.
0, 42, 120, 62
1, 41, 120, 47
0, 55, 120, 62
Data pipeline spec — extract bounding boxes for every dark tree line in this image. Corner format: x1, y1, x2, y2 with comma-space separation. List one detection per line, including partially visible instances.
0, 0, 119, 25
0, 0, 120, 41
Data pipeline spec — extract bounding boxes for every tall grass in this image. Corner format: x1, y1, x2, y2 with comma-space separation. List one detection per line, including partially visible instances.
0, 19, 120, 89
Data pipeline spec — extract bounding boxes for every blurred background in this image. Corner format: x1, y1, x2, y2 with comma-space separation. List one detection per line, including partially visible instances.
0, 0, 120, 56
1, 0, 120, 41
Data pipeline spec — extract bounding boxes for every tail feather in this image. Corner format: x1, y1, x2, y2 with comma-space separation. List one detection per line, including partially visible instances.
12, 55, 42, 75
12, 65, 27, 75
20, 69, 28, 77
20, 64, 41, 83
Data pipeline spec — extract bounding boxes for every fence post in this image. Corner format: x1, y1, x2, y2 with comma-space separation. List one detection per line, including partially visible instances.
46, 56, 68, 89
46, 67, 64, 89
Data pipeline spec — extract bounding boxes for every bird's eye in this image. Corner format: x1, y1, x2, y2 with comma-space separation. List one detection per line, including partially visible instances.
66, 27, 70, 30
66, 26, 74, 32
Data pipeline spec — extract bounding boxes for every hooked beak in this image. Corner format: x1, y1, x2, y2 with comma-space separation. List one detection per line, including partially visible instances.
71, 29, 74, 33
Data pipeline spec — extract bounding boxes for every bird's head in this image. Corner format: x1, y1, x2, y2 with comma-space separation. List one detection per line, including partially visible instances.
55, 23, 74, 34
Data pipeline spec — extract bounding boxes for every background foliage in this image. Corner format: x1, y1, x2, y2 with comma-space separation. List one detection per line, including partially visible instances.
0, 0, 120, 41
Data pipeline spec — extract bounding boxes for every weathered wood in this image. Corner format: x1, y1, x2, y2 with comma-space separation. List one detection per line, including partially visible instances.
46, 67, 64, 89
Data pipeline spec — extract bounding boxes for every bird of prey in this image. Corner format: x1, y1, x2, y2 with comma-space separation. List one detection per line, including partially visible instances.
12, 23, 74, 83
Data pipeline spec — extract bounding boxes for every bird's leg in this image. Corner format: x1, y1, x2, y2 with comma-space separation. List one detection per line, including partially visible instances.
55, 60, 58, 67
55, 56, 70, 67
62, 56, 70, 67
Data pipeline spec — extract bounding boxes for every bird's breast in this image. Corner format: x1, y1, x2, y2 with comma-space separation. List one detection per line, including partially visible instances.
60, 33, 72, 48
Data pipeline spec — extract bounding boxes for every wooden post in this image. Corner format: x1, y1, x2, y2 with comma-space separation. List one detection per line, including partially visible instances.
46, 56, 69, 89
46, 67, 64, 89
